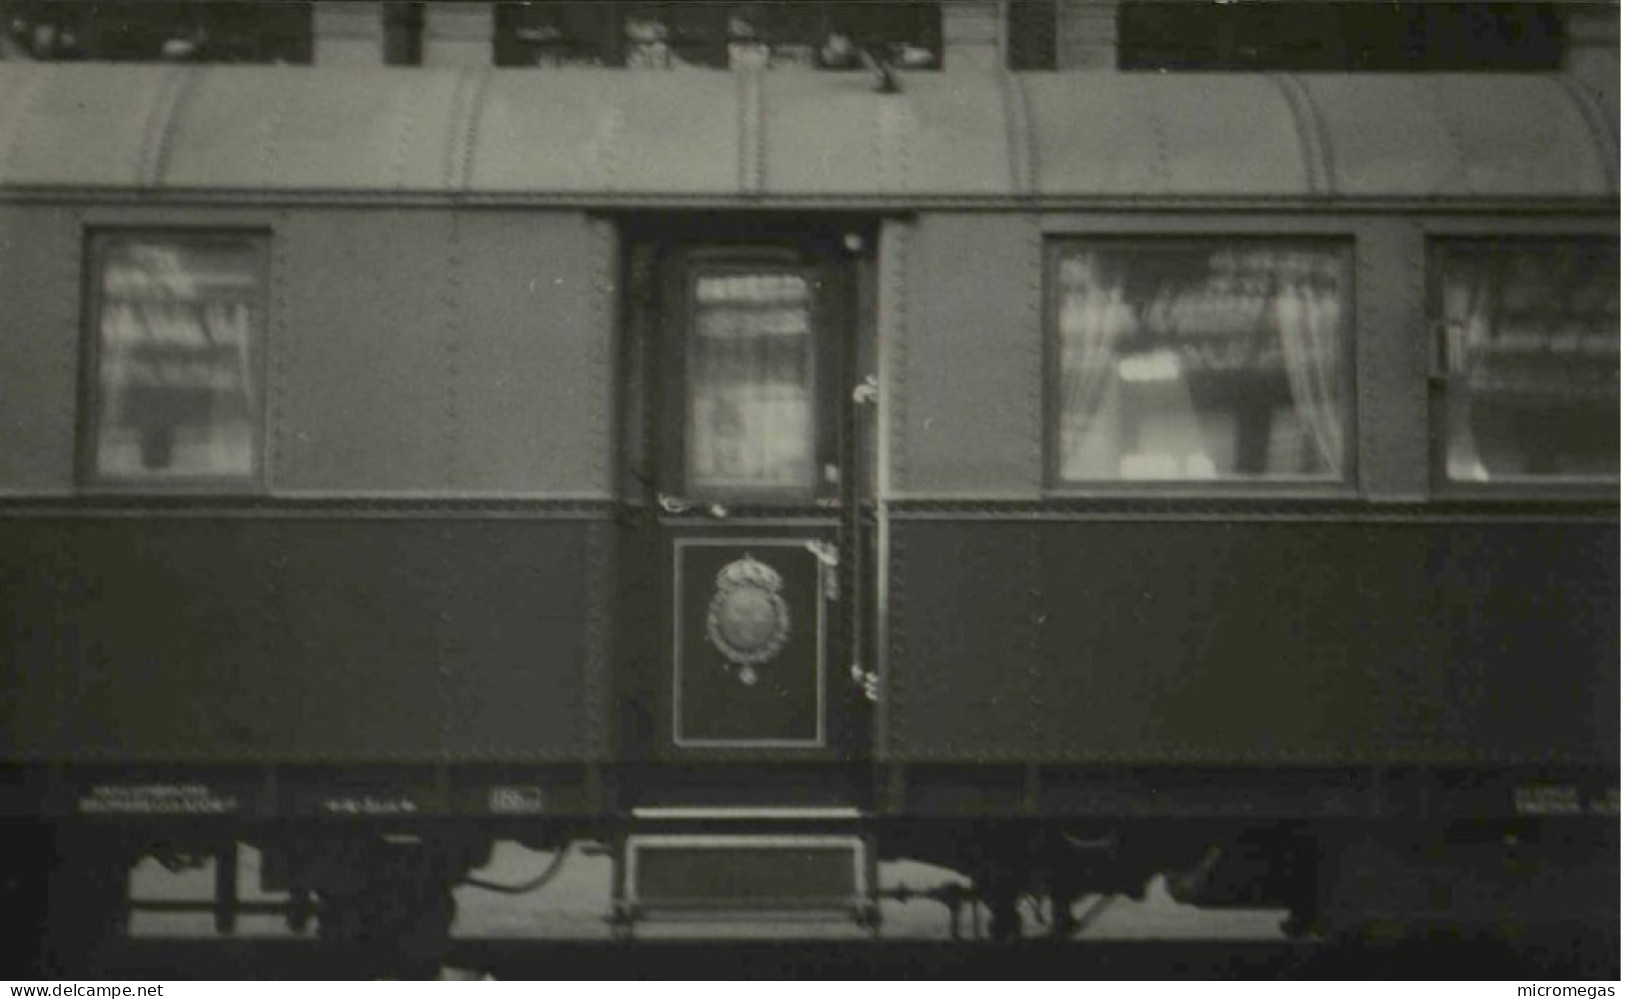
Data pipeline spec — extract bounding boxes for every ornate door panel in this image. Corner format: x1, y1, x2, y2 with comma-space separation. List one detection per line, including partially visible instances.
619, 223, 870, 771
673, 538, 830, 748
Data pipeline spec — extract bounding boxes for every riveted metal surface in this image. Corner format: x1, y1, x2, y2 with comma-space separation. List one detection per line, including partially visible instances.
0, 63, 166, 188
1300, 75, 1616, 198
3, 64, 1619, 201
1033, 519, 1395, 765
1414, 522, 1619, 764
272, 208, 612, 495
1, 517, 605, 762
758, 72, 883, 197
902, 214, 1042, 495
886, 522, 1046, 762
472, 69, 740, 195
443, 67, 489, 192
737, 70, 764, 196
0, 63, 48, 181
267, 206, 291, 484
431, 520, 600, 760
442, 213, 465, 488
580, 519, 612, 761
879, 223, 910, 493
1024, 73, 1311, 197
884, 516, 1616, 766
1357, 218, 1428, 500
0, 205, 79, 491
764, 72, 1023, 197
161, 67, 465, 191
998, 73, 1036, 197
875, 220, 910, 765
444, 211, 613, 496
880, 74, 1012, 195
1267, 74, 1334, 196
133, 64, 192, 189
274, 209, 453, 491
1558, 73, 1620, 192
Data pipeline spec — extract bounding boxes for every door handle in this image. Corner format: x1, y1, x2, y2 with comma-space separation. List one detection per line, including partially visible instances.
658, 493, 729, 519
849, 664, 879, 702
805, 541, 840, 600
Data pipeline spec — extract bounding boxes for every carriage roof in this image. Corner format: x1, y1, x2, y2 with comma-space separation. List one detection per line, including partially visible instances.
0, 62, 1615, 202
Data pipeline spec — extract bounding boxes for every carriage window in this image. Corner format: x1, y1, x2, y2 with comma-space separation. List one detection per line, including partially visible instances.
83, 233, 266, 485
687, 271, 816, 493
1051, 241, 1349, 484
1434, 238, 1619, 483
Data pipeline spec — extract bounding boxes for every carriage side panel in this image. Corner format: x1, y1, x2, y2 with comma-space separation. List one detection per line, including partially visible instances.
0, 205, 81, 492
274, 208, 613, 497
899, 214, 1042, 496
0, 516, 603, 762
886, 517, 1617, 765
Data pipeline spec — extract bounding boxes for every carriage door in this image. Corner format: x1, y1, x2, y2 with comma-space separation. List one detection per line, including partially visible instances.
621, 226, 871, 769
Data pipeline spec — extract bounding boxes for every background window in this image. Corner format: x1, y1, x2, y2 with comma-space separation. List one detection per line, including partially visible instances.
1434, 238, 1619, 483
384, 2, 425, 66
1052, 242, 1349, 484
1117, 1, 1563, 72
687, 270, 815, 493
491, 1, 939, 70
2, 0, 312, 63
85, 233, 266, 485
1006, 0, 1058, 70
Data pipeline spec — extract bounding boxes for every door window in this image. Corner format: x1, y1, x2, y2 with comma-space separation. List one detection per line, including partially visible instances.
686, 269, 819, 495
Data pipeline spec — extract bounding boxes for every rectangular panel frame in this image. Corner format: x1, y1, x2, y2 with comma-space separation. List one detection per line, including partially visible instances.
623, 833, 867, 913
1418, 218, 1620, 500
77, 226, 272, 493
671, 536, 828, 750
1041, 232, 1358, 494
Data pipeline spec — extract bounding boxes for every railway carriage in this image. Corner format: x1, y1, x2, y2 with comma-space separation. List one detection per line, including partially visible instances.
0, 56, 1617, 974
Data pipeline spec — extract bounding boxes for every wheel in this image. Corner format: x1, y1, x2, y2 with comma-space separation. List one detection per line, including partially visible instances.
0, 822, 53, 977
314, 841, 458, 979
38, 835, 131, 977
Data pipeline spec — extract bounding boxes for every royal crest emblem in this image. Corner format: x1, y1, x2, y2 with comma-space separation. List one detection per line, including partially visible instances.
705, 554, 791, 686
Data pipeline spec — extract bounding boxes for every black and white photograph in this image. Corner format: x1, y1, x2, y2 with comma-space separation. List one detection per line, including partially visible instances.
0, 0, 1617, 982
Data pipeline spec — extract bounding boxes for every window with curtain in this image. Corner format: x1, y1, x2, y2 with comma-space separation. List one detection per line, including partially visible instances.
84, 233, 266, 485
1433, 238, 1619, 483
1051, 241, 1349, 484
687, 270, 816, 494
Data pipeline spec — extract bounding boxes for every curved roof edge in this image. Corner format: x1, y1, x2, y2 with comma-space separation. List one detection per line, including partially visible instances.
0, 62, 1616, 201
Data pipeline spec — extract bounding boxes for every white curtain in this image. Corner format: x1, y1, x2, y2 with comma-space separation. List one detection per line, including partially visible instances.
1057, 255, 1133, 478
1439, 267, 1492, 481
1274, 270, 1345, 476
1056, 246, 1348, 481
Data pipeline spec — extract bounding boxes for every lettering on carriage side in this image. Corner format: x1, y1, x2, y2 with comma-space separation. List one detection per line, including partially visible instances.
488, 785, 547, 815
320, 795, 420, 816
1513, 784, 1584, 816
78, 783, 239, 815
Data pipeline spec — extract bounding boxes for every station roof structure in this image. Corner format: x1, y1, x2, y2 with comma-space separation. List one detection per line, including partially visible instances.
0, 63, 1615, 201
